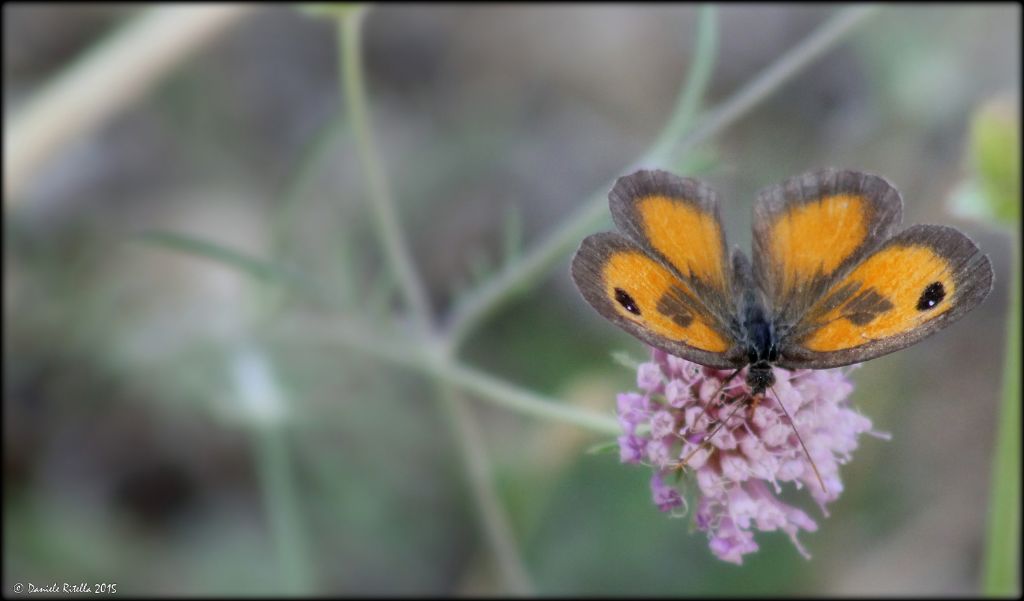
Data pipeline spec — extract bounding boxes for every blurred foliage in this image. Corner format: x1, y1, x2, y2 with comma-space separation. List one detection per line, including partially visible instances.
950, 97, 1021, 228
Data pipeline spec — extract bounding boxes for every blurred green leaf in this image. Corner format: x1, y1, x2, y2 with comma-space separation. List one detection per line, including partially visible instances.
137, 230, 296, 284
952, 97, 1021, 227
135, 230, 332, 308
973, 98, 1021, 223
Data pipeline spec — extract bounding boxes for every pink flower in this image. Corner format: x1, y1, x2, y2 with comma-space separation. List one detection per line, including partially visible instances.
615, 348, 886, 565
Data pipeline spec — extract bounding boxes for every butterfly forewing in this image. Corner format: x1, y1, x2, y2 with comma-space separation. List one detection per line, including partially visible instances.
571, 171, 746, 368
753, 169, 903, 331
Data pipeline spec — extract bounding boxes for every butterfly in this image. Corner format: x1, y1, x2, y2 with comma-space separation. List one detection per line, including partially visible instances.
571, 168, 994, 398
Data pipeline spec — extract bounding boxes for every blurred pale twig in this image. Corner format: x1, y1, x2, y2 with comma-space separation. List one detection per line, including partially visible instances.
4, 5, 256, 203
438, 385, 533, 594
232, 348, 315, 595
338, 7, 529, 592
983, 241, 1021, 596
280, 314, 622, 435
341, 7, 434, 335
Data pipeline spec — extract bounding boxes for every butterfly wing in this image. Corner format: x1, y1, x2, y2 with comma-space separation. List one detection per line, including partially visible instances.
571, 170, 746, 368
753, 169, 994, 369
753, 169, 904, 329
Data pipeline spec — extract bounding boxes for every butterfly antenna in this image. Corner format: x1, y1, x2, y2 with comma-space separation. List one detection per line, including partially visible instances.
682, 368, 743, 437
768, 383, 828, 495
675, 391, 749, 472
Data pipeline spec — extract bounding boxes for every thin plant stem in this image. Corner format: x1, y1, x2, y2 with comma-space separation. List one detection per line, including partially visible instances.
648, 5, 718, 162
982, 238, 1021, 596
442, 359, 621, 436
278, 316, 622, 436
337, 9, 532, 592
232, 347, 315, 594
444, 5, 880, 351
672, 5, 878, 164
270, 113, 359, 307
339, 8, 433, 334
254, 424, 315, 595
272, 113, 349, 259
437, 384, 533, 594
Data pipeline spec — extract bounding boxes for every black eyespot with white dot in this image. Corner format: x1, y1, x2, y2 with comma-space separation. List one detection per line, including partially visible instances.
614, 288, 641, 315
916, 281, 946, 311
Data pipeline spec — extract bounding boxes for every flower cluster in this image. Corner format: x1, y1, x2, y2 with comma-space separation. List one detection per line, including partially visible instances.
617, 347, 884, 565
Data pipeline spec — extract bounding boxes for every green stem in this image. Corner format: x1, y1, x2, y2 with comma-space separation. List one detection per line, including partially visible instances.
982, 237, 1021, 596
444, 5, 879, 351
676, 5, 877, 159
235, 347, 313, 593
254, 424, 314, 595
648, 5, 718, 161
339, 8, 433, 334
337, 10, 531, 592
437, 385, 533, 594
278, 317, 621, 436
443, 360, 621, 436
271, 113, 349, 271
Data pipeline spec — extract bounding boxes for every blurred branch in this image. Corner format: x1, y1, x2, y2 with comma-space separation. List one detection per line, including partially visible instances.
4, 5, 257, 204
255, 425, 315, 594
138, 230, 298, 285
278, 316, 622, 436
337, 8, 530, 593
339, 7, 434, 334
230, 347, 315, 594
134, 229, 338, 307
140, 228, 620, 434
648, 5, 718, 164
272, 113, 350, 261
443, 4, 880, 351
437, 385, 533, 595
983, 240, 1021, 596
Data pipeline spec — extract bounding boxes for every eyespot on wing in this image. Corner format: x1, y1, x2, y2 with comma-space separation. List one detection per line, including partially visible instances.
779, 224, 993, 368
571, 232, 742, 367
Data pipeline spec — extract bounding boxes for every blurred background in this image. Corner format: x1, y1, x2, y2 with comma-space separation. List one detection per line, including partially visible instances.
4, 4, 1020, 596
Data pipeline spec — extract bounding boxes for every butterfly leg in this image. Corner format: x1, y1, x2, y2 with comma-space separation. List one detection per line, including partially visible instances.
746, 391, 763, 419
681, 367, 743, 438
673, 392, 751, 473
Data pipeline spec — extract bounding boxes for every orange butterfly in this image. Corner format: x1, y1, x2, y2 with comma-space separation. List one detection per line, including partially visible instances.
572, 169, 993, 396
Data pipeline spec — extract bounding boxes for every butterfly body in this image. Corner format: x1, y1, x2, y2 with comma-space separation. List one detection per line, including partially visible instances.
572, 169, 994, 383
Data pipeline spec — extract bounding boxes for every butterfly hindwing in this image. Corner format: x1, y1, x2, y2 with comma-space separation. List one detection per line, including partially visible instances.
776, 224, 994, 368
572, 170, 745, 368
